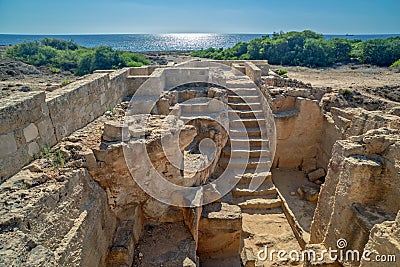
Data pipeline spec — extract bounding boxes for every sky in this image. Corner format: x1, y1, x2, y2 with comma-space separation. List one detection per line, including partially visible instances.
0, 0, 399, 34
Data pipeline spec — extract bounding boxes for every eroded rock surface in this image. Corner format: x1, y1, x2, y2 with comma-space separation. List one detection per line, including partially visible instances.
0, 168, 115, 266
1, 60, 400, 267
310, 128, 400, 266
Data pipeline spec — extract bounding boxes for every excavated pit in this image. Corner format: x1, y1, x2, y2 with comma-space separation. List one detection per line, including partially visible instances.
0, 61, 399, 267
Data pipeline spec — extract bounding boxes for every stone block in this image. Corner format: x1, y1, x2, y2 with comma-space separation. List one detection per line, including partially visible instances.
103, 120, 124, 142
198, 202, 242, 259
307, 168, 326, 182
0, 132, 18, 156
302, 157, 317, 173
244, 61, 261, 82
27, 142, 40, 157
107, 220, 137, 267
0, 91, 45, 135
37, 118, 57, 147
297, 184, 320, 202
156, 97, 170, 115
23, 123, 39, 142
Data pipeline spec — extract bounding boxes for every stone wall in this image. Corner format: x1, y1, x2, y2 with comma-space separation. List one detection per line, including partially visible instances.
126, 65, 162, 96
317, 113, 341, 170
271, 96, 323, 170
318, 107, 400, 170
0, 92, 54, 181
262, 76, 312, 89
0, 68, 135, 182
0, 168, 115, 266
360, 211, 400, 267
244, 61, 262, 82
207, 60, 270, 76
310, 128, 400, 266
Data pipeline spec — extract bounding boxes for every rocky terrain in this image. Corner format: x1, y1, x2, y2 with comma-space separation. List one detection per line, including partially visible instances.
0, 57, 399, 267
0, 47, 194, 99
0, 47, 77, 98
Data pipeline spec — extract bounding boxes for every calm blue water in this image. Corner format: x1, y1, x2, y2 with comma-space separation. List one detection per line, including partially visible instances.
0, 33, 399, 52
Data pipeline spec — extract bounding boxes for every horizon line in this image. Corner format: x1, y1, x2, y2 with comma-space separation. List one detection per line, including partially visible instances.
1, 32, 400, 36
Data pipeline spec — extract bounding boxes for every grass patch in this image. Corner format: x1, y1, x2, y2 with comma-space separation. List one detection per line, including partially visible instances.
277, 69, 288, 76
34, 145, 66, 169
50, 67, 61, 73
61, 79, 72, 86
20, 183, 30, 190
390, 59, 400, 68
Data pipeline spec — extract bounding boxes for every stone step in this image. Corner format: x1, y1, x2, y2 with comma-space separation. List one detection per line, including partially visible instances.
229, 118, 265, 128
179, 100, 224, 114
222, 146, 270, 159
229, 127, 264, 137
219, 157, 271, 169
228, 110, 264, 119
234, 179, 274, 189
233, 192, 278, 204
179, 102, 208, 114
229, 138, 269, 148
227, 89, 259, 97
226, 81, 255, 88
228, 95, 261, 104
236, 170, 273, 185
218, 169, 273, 190
179, 112, 223, 122
228, 103, 262, 111
238, 198, 282, 210
232, 186, 277, 197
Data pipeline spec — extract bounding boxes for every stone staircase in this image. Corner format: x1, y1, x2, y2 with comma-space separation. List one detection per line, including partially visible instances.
217, 79, 282, 213
151, 64, 304, 266
221, 78, 288, 267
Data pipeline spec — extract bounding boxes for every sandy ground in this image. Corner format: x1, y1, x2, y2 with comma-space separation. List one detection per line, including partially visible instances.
272, 64, 400, 103
277, 64, 400, 90
241, 210, 304, 266
272, 169, 317, 236
132, 222, 196, 267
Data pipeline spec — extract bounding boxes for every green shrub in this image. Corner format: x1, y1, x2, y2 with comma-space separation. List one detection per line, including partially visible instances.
53, 148, 65, 168
277, 69, 288, 75
190, 30, 400, 67
33, 145, 66, 169
5, 39, 150, 76
50, 67, 61, 73
390, 59, 400, 68
41, 38, 78, 50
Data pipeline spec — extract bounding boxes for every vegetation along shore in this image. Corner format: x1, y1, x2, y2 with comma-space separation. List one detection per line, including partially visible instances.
191, 30, 400, 68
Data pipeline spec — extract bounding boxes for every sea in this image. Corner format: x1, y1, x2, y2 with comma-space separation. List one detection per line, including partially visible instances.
0, 33, 399, 52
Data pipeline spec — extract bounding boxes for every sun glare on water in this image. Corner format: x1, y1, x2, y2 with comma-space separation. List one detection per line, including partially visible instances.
158, 33, 219, 49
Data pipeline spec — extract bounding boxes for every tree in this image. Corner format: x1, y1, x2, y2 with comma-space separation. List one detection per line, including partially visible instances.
189, 31, 400, 68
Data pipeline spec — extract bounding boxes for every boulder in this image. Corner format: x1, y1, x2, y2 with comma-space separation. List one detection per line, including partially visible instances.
307, 168, 326, 182
297, 184, 320, 202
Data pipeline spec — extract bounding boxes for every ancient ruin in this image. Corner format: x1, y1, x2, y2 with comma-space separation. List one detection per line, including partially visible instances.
0, 59, 399, 267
